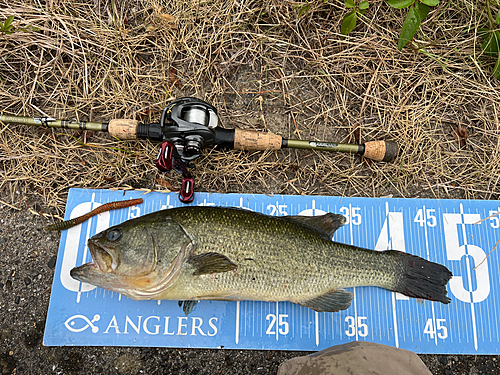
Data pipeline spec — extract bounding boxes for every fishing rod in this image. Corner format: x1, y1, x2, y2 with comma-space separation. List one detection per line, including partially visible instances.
1, 97, 398, 203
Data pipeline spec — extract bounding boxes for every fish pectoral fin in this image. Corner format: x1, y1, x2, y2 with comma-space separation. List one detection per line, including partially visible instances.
187, 252, 238, 276
284, 213, 346, 239
178, 300, 199, 315
299, 289, 353, 312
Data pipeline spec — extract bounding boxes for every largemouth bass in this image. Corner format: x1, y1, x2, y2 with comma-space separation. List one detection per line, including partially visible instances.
70, 206, 452, 313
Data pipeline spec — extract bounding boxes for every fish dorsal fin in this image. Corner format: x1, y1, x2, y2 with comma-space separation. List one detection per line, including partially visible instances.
284, 213, 346, 239
299, 289, 353, 312
188, 252, 238, 276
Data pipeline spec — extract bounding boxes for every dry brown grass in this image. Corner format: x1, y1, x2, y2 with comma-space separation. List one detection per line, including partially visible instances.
0, 0, 499, 215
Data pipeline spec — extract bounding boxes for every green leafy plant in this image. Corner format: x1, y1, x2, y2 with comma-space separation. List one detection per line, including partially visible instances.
479, 0, 500, 79
0, 16, 38, 35
341, 0, 369, 35
0, 15, 15, 34
390, 0, 438, 50
295, 1, 312, 18
341, 0, 440, 50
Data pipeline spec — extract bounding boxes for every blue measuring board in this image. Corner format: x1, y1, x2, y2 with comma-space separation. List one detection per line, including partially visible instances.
44, 188, 500, 354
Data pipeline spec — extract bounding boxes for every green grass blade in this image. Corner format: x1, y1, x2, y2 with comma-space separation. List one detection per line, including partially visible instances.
493, 53, 500, 80
482, 31, 500, 56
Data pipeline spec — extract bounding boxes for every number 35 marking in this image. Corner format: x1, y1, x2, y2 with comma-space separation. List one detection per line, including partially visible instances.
340, 206, 361, 225
345, 316, 368, 337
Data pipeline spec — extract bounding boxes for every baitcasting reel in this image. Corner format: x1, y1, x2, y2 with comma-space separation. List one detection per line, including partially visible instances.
153, 98, 219, 203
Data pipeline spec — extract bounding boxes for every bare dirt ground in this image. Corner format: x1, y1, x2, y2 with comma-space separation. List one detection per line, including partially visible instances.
1, 0, 500, 373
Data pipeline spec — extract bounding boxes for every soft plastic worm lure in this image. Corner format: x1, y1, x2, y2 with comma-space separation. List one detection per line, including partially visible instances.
44, 198, 143, 231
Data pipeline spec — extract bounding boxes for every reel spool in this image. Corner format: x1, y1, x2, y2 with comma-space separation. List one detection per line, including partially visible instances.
160, 97, 219, 163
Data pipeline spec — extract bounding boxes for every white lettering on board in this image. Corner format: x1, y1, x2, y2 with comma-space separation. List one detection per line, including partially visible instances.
104, 315, 120, 334
143, 316, 161, 335
124, 316, 142, 334
164, 317, 175, 335
80, 314, 219, 337
208, 317, 218, 336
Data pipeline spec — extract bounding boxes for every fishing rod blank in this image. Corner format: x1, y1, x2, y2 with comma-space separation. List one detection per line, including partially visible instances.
1, 98, 398, 203
0, 114, 109, 133
0, 99, 398, 162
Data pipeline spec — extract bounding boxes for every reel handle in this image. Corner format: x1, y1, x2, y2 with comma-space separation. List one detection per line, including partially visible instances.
155, 140, 195, 203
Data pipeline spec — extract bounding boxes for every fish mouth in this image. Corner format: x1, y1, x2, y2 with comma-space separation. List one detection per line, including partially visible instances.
87, 239, 116, 273
70, 239, 116, 282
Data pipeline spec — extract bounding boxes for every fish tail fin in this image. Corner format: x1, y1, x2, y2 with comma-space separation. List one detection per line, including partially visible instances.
388, 250, 452, 304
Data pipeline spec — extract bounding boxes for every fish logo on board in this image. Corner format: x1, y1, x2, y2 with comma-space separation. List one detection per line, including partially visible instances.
64, 314, 101, 333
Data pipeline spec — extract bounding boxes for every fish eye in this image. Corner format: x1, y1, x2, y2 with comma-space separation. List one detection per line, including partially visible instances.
107, 229, 122, 241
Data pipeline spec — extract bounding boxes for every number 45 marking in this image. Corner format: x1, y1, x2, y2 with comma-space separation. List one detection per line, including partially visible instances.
414, 208, 437, 227
424, 318, 448, 339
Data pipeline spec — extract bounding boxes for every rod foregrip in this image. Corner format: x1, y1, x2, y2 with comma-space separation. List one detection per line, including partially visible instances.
362, 140, 398, 162
108, 119, 139, 140
233, 128, 282, 151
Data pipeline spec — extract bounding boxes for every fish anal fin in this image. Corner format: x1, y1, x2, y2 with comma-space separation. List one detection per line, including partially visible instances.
188, 252, 238, 276
285, 213, 346, 239
299, 289, 353, 312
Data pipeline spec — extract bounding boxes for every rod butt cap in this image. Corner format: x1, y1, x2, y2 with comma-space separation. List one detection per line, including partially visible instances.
363, 140, 398, 162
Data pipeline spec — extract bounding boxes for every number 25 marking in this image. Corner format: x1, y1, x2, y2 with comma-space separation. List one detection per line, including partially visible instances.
266, 314, 289, 336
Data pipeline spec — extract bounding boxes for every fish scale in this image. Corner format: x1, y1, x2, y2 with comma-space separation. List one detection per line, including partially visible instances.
167, 209, 365, 300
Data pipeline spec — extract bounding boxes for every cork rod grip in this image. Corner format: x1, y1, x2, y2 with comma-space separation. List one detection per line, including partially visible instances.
233, 128, 282, 151
363, 140, 398, 162
108, 119, 139, 140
